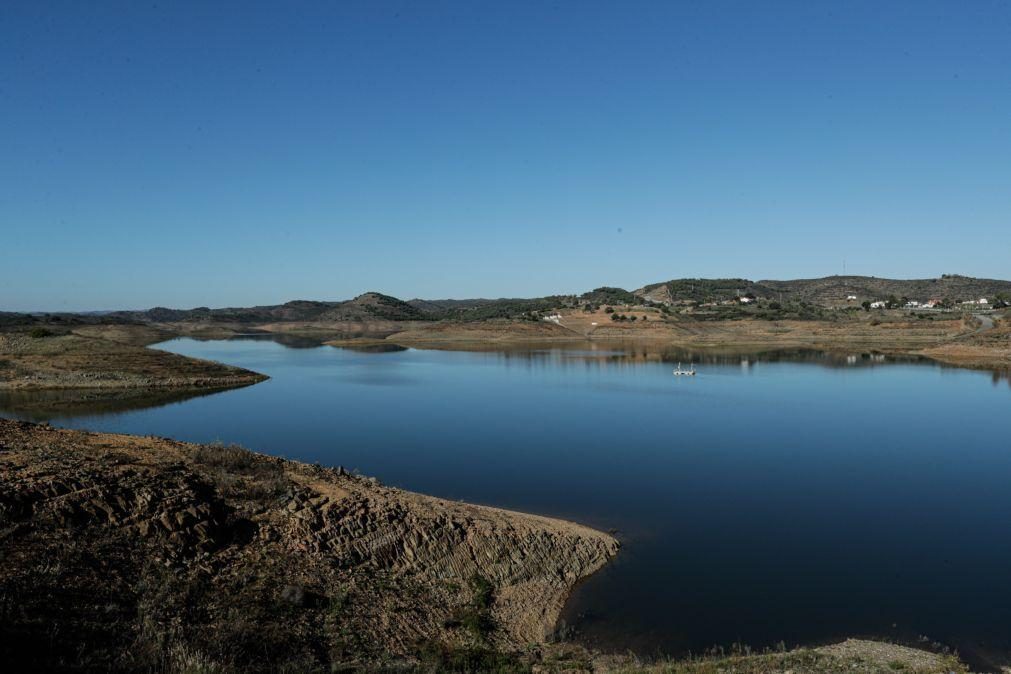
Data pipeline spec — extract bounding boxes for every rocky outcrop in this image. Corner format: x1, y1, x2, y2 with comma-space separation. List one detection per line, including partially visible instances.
279, 476, 618, 646
0, 419, 617, 671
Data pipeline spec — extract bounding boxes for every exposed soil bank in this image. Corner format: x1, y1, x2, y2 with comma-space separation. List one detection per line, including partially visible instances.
0, 419, 617, 671
322, 313, 1010, 371
0, 329, 267, 391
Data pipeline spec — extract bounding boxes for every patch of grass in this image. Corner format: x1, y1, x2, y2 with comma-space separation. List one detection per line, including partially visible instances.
29, 327, 53, 339
327, 590, 350, 619
194, 442, 257, 471
241, 474, 289, 502
469, 573, 493, 610
416, 639, 529, 673
450, 574, 496, 642
608, 647, 968, 674
193, 442, 290, 504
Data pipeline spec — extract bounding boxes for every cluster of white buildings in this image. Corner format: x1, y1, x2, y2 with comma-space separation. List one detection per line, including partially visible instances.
865, 297, 990, 310
903, 299, 943, 309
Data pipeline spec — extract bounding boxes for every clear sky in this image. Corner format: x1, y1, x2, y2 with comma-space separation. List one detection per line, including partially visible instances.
3, 1, 1010, 311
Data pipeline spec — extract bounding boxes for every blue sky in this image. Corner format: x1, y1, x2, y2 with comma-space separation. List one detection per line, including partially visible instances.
3, 1, 1010, 311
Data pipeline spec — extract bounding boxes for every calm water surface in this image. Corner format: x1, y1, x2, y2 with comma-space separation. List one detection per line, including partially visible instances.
3, 338, 1011, 667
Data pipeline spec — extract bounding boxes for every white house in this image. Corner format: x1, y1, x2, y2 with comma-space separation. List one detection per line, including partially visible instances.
870, 301, 886, 309
979, 298, 989, 305
738, 296, 754, 304
847, 295, 858, 301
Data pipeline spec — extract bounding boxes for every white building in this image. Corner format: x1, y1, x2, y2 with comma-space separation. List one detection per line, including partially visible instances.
870, 301, 886, 309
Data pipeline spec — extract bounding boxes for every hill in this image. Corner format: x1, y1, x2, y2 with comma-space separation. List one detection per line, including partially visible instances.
578, 286, 639, 306
637, 275, 1011, 305
102, 292, 427, 324
317, 292, 427, 321
6, 276, 1009, 328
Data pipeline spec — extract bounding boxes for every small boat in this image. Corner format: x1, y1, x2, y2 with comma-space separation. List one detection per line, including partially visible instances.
673, 362, 696, 376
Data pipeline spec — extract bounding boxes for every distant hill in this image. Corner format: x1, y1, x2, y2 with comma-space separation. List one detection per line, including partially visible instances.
637, 275, 1011, 305
106, 292, 427, 324
636, 278, 761, 304
6, 276, 1009, 326
409, 297, 576, 321
407, 298, 506, 313
578, 287, 639, 306
317, 292, 426, 321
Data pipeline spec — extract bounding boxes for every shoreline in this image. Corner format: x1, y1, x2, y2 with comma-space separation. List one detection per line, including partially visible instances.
0, 328, 268, 392
5, 311, 1005, 396
0, 418, 618, 670
1, 418, 980, 672
0, 419, 977, 672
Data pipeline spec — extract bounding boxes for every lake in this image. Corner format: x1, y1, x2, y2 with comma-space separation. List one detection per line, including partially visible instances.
3, 337, 1011, 668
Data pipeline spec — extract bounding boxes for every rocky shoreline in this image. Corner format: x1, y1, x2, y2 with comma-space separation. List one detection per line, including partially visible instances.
0, 419, 617, 671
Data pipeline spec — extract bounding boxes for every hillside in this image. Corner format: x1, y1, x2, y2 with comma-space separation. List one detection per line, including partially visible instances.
637, 275, 1011, 305
100, 293, 427, 324
636, 278, 766, 304
5, 276, 1009, 330
316, 292, 427, 321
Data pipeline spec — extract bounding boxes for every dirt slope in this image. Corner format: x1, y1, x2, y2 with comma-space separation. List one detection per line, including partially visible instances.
0, 419, 618, 672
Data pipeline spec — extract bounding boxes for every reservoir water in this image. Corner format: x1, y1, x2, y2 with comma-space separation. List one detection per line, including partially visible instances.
3, 337, 1010, 667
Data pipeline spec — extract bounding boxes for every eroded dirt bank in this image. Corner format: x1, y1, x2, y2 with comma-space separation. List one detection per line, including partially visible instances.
0, 419, 618, 671
0, 328, 267, 392
322, 313, 1010, 370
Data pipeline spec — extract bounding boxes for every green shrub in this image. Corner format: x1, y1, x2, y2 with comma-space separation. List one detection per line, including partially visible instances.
29, 327, 53, 338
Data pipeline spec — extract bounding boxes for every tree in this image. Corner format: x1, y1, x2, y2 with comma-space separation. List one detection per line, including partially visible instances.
861, 300, 871, 312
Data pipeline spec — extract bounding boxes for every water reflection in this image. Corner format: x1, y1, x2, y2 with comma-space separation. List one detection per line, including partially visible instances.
0, 385, 249, 422
1, 338, 1003, 422
442, 342, 933, 372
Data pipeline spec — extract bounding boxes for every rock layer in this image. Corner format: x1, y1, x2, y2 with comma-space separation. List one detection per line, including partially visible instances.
0, 419, 617, 671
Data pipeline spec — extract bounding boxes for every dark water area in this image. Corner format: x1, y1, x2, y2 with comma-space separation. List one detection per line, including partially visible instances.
3, 337, 1011, 669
